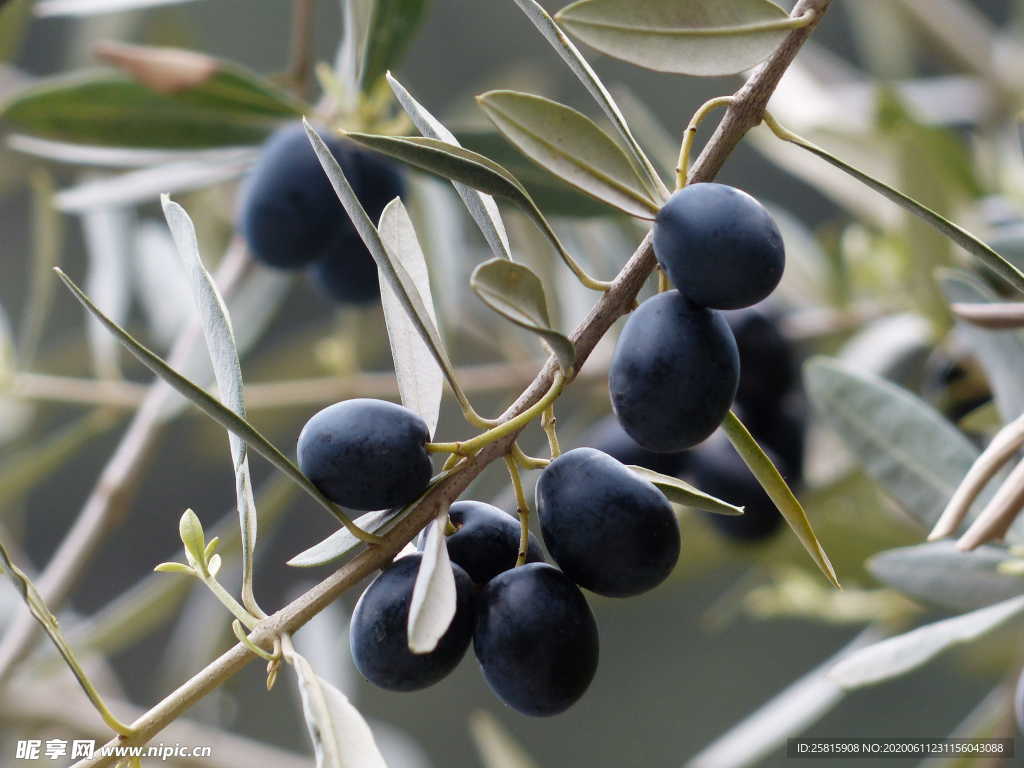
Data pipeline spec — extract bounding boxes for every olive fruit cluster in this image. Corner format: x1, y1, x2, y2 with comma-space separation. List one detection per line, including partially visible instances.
238, 123, 404, 304
296, 400, 683, 715
610, 183, 785, 453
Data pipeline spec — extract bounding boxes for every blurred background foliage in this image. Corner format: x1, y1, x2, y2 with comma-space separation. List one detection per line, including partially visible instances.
2, 1, 1024, 766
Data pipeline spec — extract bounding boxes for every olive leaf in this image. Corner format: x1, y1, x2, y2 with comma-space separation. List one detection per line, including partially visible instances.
2, 63, 299, 148
178, 509, 207, 570
828, 595, 1024, 690
805, 357, 982, 530
306, 121, 476, 416
766, 116, 1024, 295
387, 73, 513, 260
53, 268, 362, 534
408, 506, 457, 653
555, 0, 796, 77
288, 510, 404, 569
82, 206, 130, 379
285, 647, 388, 768
869, 542, 1024, 612
721, 411, 839, 588
470, 258, 575, 373
377, 199, 444, 438
476, 90, 660, 219
509, 0, 668, 202
344, 131, 597, 289
625, 465, 743, 516
360, 0, 427, 91
163, 195, 259, 610
940, 269, 1024, 423
687, 628, 884, 768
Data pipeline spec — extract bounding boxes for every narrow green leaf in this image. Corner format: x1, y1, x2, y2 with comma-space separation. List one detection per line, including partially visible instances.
869, 541, 1024, 612
766, 116, 1024, 295
360, 0, 427, 90
940, 269, 1024, 423
2, 66, 299, 148
344, 131, 596, 287
53, 267, 360, 533
828, 595, 1024, 689
285, 648, 388, 768
287, 509, 403, 568
387, 73, 513, 260
805, 357, 981, 530
378, 198, 444, 437
626, 465, 743, 516
306, 122, 474, 413
556, 0, 795, 77
470, 258, 575, 373
477, 90, 659, 219
510, 0, 668, 201
162, 195, 259, 611
721, 410, 839, 588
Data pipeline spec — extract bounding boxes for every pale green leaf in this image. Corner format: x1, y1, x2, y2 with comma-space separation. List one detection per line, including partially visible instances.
869, 541, 1023, 612
722, 411, 839, 588
287, 509, 403, 569
408, 507, 456, 653
510, 0, 668, 201
470, 258, 575, 373
378, 198, 444, 438
477, 90, 659, 219
35, 0, 202, 16
828, 595, 1024, 689
387, 73, 512, 261
285, 648, 388, 768
162, 195, 260, 609
767, 117, 1024, 295
306, 122, 473, 410
555, 0, 794, 77
626, 465, 743, 516
153, 562, 196, 576
178, 509, 207, 568
805, 357, 981, 530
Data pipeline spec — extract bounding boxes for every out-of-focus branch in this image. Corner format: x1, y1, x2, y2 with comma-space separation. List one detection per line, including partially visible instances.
75, 2, 833, 763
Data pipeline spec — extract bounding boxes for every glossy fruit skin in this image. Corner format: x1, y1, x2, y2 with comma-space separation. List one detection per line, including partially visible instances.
350, 555, 476, 692
654, 183, 785, 310
239, 123, 360, 270
536, 447, 680, 597
724, 306, 798, 415
583, 414, 690, 477
296, 399, 431, 511
420, 501, 544, 585
473, 563, 598, 716
692, 437, 785, 542
610, 290, 740, 452
311, 149, 405, 305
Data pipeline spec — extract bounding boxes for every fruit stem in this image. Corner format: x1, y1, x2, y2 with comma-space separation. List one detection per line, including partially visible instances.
428, 371, 566, 458
511, 442, 550, 470
676, 96, 735, 189
541, 406, 562, 458
657, 266, 670, 294
504, 455, 533, 567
